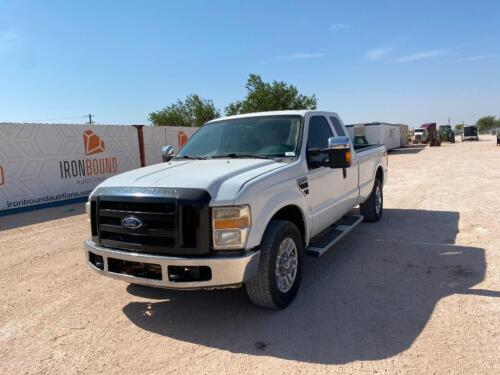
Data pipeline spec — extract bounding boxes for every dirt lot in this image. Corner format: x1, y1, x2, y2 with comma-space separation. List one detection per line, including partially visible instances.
1, 136, 499, 374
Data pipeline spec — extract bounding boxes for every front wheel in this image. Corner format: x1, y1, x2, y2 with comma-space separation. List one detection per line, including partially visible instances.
360, 178, 383, 222
245, 220, 303, 309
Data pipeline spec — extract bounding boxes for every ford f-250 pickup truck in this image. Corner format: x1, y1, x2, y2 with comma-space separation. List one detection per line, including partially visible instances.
84, 110, 388, 309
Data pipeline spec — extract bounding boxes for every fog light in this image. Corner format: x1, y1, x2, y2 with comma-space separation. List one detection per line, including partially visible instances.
89, 251, 104, 270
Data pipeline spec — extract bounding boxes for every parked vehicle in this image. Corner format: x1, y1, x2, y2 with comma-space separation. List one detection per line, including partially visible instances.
412, 128, 427, 144
496, 132, 500, 146
439, 125, 455, 143
420, 123, 441, 147
84, 110, 388, 309
462, 125, 479, 141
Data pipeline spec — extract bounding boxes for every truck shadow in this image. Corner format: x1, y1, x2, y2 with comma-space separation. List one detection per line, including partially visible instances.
122, 208, 496, 365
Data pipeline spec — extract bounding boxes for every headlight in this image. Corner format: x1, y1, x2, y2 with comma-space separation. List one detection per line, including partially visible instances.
212, 205, 251, 249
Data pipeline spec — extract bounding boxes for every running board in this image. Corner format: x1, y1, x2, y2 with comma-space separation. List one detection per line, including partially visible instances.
305, 215, 364, 258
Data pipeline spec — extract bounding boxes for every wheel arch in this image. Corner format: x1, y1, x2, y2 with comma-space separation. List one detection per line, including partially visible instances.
268, 204, 307, 246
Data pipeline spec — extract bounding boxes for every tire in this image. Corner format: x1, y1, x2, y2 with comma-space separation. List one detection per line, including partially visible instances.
245, 220, 303, 309
360, 178, 383, 222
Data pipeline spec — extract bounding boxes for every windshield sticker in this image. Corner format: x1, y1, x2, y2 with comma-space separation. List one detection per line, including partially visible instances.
285, 152, 296, 157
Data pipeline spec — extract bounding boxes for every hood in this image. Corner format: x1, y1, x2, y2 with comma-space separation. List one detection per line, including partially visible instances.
97, 158, 287, 202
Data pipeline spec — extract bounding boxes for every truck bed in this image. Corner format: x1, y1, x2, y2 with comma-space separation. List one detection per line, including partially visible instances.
354, 144, 382, 152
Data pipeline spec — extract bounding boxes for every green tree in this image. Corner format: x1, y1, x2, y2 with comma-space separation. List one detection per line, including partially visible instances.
476, 116, 496, 132
225, 74, 317, 115
149, 94, 220, 127
454, 124, 464, 131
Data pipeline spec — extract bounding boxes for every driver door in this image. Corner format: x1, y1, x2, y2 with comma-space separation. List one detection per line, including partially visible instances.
306, 115, 345, 236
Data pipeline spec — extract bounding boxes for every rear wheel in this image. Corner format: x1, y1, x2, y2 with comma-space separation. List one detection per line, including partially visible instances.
245, 220, 303, 309
360, 178, 383, 222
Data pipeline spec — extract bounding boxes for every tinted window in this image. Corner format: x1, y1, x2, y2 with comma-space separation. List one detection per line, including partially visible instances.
329, 116, 346, 136
307, 116, 333, 168
176, 116, 302, 159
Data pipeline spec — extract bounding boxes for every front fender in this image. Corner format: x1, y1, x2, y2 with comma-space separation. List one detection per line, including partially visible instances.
242, 189, 310, 249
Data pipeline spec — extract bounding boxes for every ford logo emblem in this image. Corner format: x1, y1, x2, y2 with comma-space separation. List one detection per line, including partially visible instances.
121, 216, 143, 230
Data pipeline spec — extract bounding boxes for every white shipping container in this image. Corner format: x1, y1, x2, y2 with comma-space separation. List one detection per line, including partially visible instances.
346, 122, 408, 150
399, 124, 409, 146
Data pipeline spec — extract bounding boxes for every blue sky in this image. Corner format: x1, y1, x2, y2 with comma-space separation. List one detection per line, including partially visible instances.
1, 0, 499, 127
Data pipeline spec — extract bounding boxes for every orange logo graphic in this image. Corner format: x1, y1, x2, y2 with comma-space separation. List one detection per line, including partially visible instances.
178, 131, 188, 148
83, 130, 105, 155
0, 166, 4, 186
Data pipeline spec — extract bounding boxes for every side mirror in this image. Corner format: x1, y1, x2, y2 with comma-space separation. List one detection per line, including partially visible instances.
327, 136, 352, 168
161, 145, 175, 162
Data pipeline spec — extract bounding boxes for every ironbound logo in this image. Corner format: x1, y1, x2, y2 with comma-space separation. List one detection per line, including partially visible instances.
0, 166, 4, 186
83, 130, 105, 155
121, 216, 143, 230
59, 130, 117, 179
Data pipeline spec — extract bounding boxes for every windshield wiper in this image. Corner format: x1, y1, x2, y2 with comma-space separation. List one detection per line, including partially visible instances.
174, 155, 207, 160
210, 153, 271, 159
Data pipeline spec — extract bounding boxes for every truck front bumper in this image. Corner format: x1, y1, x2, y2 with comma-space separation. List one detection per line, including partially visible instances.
84, 240, 260, 289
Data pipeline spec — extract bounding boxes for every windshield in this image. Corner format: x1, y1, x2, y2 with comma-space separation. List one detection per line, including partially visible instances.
175, 115, 302, 159
415, 129, 424, 133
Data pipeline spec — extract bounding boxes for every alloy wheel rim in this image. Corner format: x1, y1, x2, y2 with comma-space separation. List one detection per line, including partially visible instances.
375, 185, 382, 215
275, 237, 298, 293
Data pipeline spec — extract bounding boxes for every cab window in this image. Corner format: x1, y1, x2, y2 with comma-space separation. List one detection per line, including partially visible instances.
329, 116, 346, 136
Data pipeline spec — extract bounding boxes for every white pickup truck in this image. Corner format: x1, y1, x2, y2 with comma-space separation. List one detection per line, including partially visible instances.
84, 110, 388, 309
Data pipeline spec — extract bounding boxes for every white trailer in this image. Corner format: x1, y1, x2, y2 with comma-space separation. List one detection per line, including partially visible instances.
398, 124, 409, 146
346, 122, 408, 150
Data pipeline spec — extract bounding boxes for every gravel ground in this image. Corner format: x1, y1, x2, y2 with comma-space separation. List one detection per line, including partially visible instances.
1, 136, 499, 374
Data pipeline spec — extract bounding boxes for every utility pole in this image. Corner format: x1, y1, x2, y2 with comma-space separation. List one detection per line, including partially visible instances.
88, 114, 93, 125
448, 117, 451, 126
